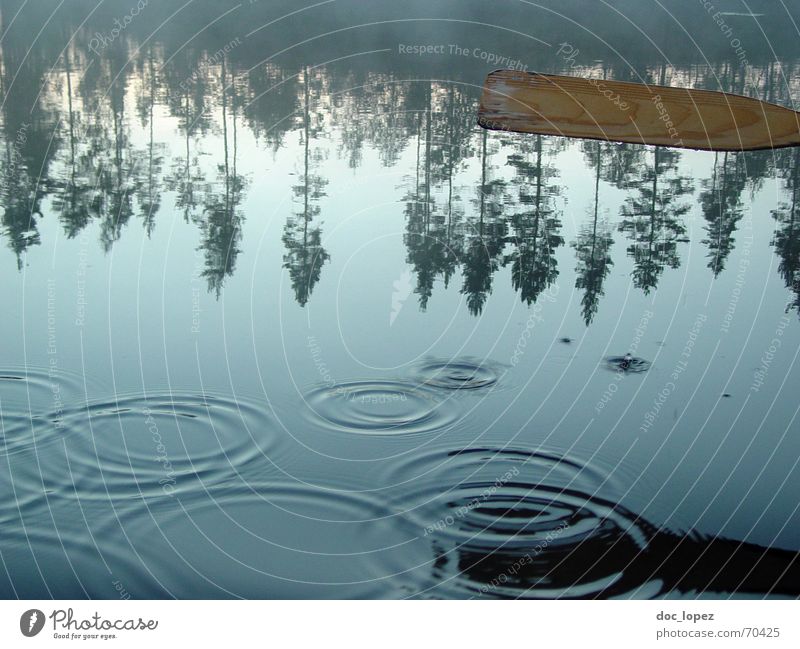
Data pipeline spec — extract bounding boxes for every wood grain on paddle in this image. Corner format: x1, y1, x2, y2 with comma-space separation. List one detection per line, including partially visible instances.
478, 70, 800, 151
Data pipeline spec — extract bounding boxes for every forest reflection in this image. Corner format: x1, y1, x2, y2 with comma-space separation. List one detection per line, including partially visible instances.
2, 15, 800, 323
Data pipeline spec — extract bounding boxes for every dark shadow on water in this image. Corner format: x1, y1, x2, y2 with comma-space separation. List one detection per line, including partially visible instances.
2, 443, 798, 598
390, 447, 800, 599
437, 487, 800, 599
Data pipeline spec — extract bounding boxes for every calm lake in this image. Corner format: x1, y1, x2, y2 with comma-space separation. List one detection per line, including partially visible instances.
1, 0, 799, 598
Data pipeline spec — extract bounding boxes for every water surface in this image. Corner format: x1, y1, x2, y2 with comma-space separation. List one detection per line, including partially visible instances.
1, 0, 799, 599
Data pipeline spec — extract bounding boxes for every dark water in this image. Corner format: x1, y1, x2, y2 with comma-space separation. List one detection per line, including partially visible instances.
1, 0, 799, 599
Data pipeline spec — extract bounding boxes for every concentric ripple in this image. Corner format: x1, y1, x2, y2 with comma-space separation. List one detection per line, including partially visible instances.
18, 392, 284, 506
0, 412, 68, 456
0, 366, 89, 408
386, 446, 622, 497
0, 367, 99, 455
409, 358, 506, 392
0, 524, 168, 598
125, 482, 428, 598
387, 446, 662, 598
302, 380, 459, 436
604, 356, 651, 373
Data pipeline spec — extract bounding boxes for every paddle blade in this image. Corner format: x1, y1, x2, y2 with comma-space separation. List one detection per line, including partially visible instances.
478, 70, 800, 151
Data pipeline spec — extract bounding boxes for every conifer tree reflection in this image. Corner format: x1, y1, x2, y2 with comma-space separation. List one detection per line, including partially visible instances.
404, 84, 473, 309
742, 149, 774, 196
505, 135, 564, 306
168, 80, 205, 223
771, 147, 800, 316
333, 70, 366, 170
1, 17, 798, 327
163, 49, 212, 224
136, 48, 164, 236
0, 29, 50, 266
601, 142, 646, 190
618, 146, 692, 293
94, 47, 139, 252
699, 151, 746, 276
435, 85, 472, 292
460, 129, 507, 315
333, 75, 418, 172
0, 117, 41, 267
573, 141, 615, 326
199, 57, 246, 297
368, 79, 413, 168
242, 61, 297, 155
282, 66, 330, 306
403, 84, 441, 311
51, 48, 96, 239
404, 104, 433, 309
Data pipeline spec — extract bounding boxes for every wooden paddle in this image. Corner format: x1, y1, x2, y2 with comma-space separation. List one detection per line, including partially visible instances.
478, 69, 800, 151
